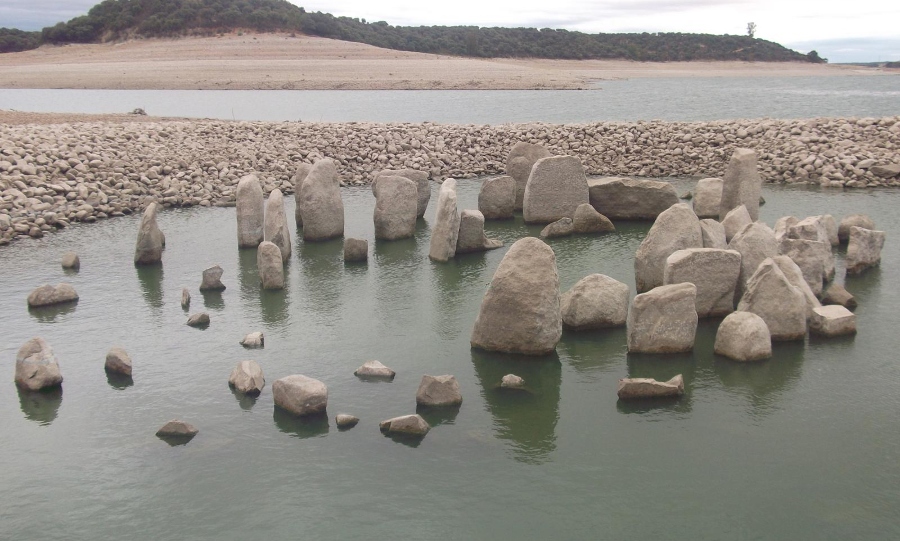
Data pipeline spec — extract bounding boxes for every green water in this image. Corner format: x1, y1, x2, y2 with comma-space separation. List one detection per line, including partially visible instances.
1, 180, 898, 540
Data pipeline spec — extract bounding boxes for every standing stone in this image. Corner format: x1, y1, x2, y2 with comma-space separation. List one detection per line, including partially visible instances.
634, 203, 703, 293
772, 255, 822, 318
818, 215, 839, 246
700, 219, 727, 249
778, 238, 832, 296
478, 175, 516, 220
343, 238, 368, 263
61, 252, 80, 270
788, 216, 830, 245
627, 283, 698, 353
471, 237, 562, 355
560, 274, 629, 330
822, 283, 857, 310
264, 188, 291, 261
728, 222, 778, 301
572, 203, 615, 234
522, 155, 589, 224
809, 305, 857, 337
380, 414, 430, 436
693, 177, 723, 218
257, 241, 284, 290
737, 258, 807, 341
273, 375, 328, 416
134, 202, 164, 264
774, 216, 800, 242
714, 311, 772, 361
374, 168, 430, 218
507, 142, 551, 210
373, 176, 417, 240
228, 360, 265, 396
540, 217, 574, 239
416, 375, 462, 407
15, 337, 63, 391
617, 375, 684, 400
292, 163, 312, 227
27, 283, 78, 307
456, 210, 502, 253
838, 214, 875, 243
180, 288, 190, 309
236, 174, 264, 248
588, 177, 679, 220
722, 204, 752, 243
664, 248, 741, 317
240, 331, 265, 348
105, 347, 133, 377
846, 227, 886, 275
428, 179, 460, 262
199, 265, 226, 291
719, 148, 762, 221
299, 158, 344, 241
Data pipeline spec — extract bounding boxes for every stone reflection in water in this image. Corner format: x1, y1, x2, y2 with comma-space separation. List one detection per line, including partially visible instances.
557, 327, 628, 375
27, 302, 78, 323
201, 290, 225, 311
237, 246, 260, 319
18, 387, 63, 425
106, 371, 134, 390
135, 264, 164, 311
373, 236, 420, 329
272, 407, 330, 439
471, 348, 561, 464
231, 387, 258, 411
429, 255, 487, 340
843, 266, 881, 308
416, 405, 460, 427
713, 339, 806, 415
298, 238, 344, 321
260, 288, 290, 326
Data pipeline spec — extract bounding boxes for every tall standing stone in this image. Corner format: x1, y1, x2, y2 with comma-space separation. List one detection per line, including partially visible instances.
719, 148, 762, 221
428, 179, 460, 262
846, 227, 886, 275
292, 163, 312, 227
737, 258, 807, 341
721, 204, 752, 243
374, 168, 430, 218
299, 158, 344, 241
134, 202, 164, 265
471, 237, 562, 355
772, 255, 822, 318
663, 248, 741, 317
264, 188, 291, 261
522, 155, 590, 224
627, 283, 698, 354
257, 241, 285, 290
778, 238, 831, 296
478, 175, 516, 220
693, 177, 723, 218
634, 203, 703, 293
236, 174, 264, 248
507, 142, 551, 211
559, 274, 630, 330
373, 176, 417, 240
728, 222, 778, 301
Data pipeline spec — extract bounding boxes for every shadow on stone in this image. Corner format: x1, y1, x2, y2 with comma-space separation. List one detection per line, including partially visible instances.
260, 287, 290, 326
201, 290, 225, 311
106, 370, 134, 390
18, 386, 63, 425
273, 407, 330, 439
27, 301, 78, 323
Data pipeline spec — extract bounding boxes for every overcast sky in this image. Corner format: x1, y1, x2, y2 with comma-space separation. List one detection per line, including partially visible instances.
2, 0, 898, 63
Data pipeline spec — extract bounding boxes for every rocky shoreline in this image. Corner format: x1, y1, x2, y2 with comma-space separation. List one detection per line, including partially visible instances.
1, 116, 898, 245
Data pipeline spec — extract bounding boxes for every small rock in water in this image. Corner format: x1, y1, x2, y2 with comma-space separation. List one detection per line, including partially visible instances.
199, 265, 226, 291
354, 360, 396, 380
61, 252, 80, 270
240, 331, 264, 348
809, 305, 857, 337
617, 375, 684, 400
336, 414, 360, 429
379, 414, 430, 437
27, 283, 79, 307
713, 312, 772, 362
228, 360, 265, 395
15, 337, 63, 391
273, 375, 328, 416
416, 375, 462, 407
105, 347, 133, 377
822, 283, 857, 310
186, 313, 210, 328
343, 237, 368, 263
500, 374, 525, 389
181, 288, 191, 309
571, 203, 615, 234
540, 217, 574, 238
156, 420, 199, 440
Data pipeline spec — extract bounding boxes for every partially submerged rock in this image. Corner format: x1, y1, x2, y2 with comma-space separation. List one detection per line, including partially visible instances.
228, 360, 265, 396
845, 226, 885, 275
627, 283, 698, 353
838, 214, 875, 243
523, 155, 589, 224
714, 311, 772, 361
500, 374, 526, 389
456, 210, 503, 253
692, 177, 723, 219
736, 258, 807, 341
587, 177, 679, 220
236, 174, 264, 248
822, 282, 857, 310
186, 313, 210, 328
156, 420, 198, 440
719, 148, 762, 221
27, 283, 78, 307
257, 241, 285, 290
105, 347, 133, 377
428, 179, 460, 262
540, 217, 574, 238
199, 265, 226, 291
134, 202, 164, 264
809, 305, 857, 337
272, 375, 328, 416
263, 188, 292, 260
292, 163, 312, 227
478, 175, 515, 220
572, 203, 615, 234
373, 175, 417, 240
299, 158, 344, 241
663, 248, 741, 317
180, 288, 190, 309
416, 375, 462, 407
336, 414, 360, 429
15, 337, 63, 391
343, 237, 368, 263
354, 360, 396, 380
560, 273, 629, 330
379, 414, 430, 436
61, 252, 80, 270
374, 168, 430, 218
240, 331, 265, 348
507, 142, 551, 210
634, 203, 703, 293
617, 375, 684, 400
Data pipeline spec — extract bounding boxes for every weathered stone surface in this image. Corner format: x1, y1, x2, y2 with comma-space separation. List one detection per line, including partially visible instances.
822, 282, 857, 310
240, 331, 264, 348
634, 203, 703, 293
737, 258, 807, 341
374, 176, 417, 240
354, 360, 396, 380
416, 375, 462, 407
299, 158, 344, 241
719, 148, 762, 221
27, 283, 78, 307
699, 219, 727, 249
507, 142, 551, 210
180, 288, 190, 309
774, 216, 799, 243
374, 168, 431, 218
523, 155, 589, 224
772, 255, 821, 318
228, 360, 265, 395
336, 414, 359, 428
818, 215, 839, 246
714, 311, 772, 361
456, 210, 503, 253
264, 188, 291, 260
728, 222, 778, 300
588, 177, 679, 220
105, 347, 132, 377
809, 305, 857, 337
134, 202, 164, 264
256, 241, 284, 289
15, 337, 63, 391
692, 177, 723, 218
560, 273, 629, 330
272, 375, 328, 416
379, 414, 430, 436
471, 237, 562, 355
778, 238, 832, 296
846, 226, 885, 275
617, 375, 684, 400
478, 175, 516, 220
236, 174, 264, 248
186, 313, 210, 327
61, 251, 80, 270
500, 374, 526, 389
156, 420, 198, 438
428, 179, 460, 262
664, 248, 741, 317
838, 214, 875, 243
292, 163, 312, 227
722, 204, 752, 243
572, 203, 615, 234
343, 237, 368, 262
788, 216, 830, 245
199, 265, 225, 291
870, 163, 900, 178
540, 217, 574, 239
627, 283, 698, 353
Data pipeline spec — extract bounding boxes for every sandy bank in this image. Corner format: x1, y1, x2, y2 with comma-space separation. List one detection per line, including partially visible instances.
0, 33, 887, 91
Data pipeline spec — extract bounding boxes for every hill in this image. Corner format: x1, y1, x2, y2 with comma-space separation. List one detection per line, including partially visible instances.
2, 0, 822, 63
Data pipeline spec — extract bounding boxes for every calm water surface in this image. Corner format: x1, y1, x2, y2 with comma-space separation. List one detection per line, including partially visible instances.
1, 76, 899, 122
1, 180, 899, 539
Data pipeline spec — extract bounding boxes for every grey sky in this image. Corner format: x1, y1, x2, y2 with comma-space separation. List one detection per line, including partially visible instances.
1, 0, 897, 62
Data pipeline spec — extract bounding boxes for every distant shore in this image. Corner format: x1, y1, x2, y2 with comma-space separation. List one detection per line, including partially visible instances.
0, 33, 893, 91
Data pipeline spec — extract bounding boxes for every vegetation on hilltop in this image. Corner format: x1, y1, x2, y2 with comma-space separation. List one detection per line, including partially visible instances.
3, 0, 822, 63
0, 28, 42, 53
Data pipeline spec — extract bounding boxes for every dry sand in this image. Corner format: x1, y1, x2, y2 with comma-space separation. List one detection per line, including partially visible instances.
0, 32, 890, 92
